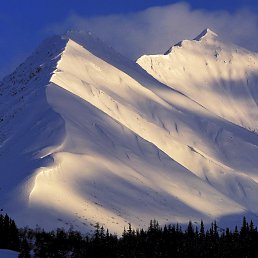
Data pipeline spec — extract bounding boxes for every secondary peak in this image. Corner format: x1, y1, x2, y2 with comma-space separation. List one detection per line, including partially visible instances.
194, 28, 218, 41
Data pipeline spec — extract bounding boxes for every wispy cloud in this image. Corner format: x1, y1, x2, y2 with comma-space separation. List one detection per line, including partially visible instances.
47, 3, 258, 59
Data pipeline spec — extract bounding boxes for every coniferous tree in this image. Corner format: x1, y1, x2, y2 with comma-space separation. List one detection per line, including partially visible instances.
199, 220, 205, 241
9, 219, 20, 251
1, 212, 258, 257
19, 238, 31, 258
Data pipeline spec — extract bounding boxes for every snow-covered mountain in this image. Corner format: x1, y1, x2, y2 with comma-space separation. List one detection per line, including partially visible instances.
1, 29, 258, 234
138, 28, 258, 133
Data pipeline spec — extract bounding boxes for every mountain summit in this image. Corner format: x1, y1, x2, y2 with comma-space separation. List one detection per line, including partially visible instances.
165, 28, 218, 54
194, 28, 218, 41
1, 30, 258, 233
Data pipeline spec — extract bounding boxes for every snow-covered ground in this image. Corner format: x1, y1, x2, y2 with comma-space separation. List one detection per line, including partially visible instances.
0, 249, 18, 258
1, 29, 258, 234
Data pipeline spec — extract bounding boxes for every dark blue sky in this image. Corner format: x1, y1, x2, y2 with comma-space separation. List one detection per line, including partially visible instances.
1, 0, 258, 79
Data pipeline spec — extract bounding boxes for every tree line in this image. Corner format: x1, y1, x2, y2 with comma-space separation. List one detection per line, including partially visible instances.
1, 213, 258, 257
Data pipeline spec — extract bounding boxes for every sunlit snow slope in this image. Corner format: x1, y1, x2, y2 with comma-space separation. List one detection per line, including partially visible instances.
1, 30, 258, 234
138, 28, 258, 132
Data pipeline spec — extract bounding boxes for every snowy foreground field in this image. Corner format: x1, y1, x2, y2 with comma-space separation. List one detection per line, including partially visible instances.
0, 249, 18, 258
1, 29, 258, 234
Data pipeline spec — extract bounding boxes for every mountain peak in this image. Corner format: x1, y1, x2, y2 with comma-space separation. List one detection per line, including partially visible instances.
164, 28, 218, 55
194, 28, 218, 41
63, 30, 96, 42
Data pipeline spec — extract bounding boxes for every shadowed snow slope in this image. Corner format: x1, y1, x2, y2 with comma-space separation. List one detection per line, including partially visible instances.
1, 30, 258, 234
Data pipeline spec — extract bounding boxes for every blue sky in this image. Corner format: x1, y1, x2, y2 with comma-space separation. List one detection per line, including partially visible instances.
1, 0, 258, 79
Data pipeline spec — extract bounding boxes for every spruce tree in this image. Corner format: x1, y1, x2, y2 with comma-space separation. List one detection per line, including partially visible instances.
19, 238, 31, 258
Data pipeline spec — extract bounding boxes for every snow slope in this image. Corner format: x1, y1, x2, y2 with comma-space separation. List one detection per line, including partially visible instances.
137, 28, 258, 132
1, 30, 258, 234
0, 249, 18, 258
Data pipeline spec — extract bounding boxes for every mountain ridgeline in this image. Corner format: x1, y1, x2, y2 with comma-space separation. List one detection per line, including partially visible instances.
1, 29, 258, 233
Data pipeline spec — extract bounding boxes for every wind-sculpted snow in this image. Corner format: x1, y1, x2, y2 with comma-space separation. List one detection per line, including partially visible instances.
137, 28, 258, 133
0, 36, 67, 214
1, 30, 258, 234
